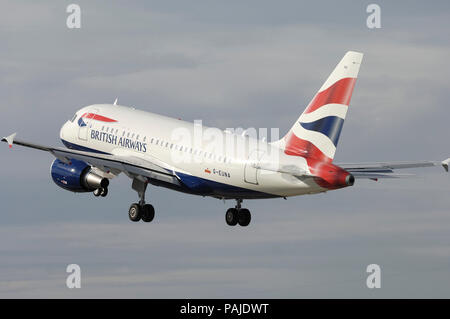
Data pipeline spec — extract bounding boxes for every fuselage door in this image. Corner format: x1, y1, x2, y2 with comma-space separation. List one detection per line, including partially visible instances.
244, 150, 265, 185
78, 108, 99, 141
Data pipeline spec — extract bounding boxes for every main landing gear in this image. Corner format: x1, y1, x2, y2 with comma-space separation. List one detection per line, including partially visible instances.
225, 199, 251, 227
128, 178, 155, 223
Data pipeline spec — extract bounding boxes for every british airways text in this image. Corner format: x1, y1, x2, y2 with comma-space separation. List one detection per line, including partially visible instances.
90, 130, 147, 152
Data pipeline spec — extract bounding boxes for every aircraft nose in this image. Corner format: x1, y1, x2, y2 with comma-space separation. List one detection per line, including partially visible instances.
60, 121, 69, 140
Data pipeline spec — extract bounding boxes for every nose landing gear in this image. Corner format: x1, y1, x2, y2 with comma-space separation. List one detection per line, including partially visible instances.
93, 187, 108, 197
225, 199, 251, 227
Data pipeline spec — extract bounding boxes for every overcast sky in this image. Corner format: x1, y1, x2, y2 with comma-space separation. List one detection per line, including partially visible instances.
1, 0, 450, 298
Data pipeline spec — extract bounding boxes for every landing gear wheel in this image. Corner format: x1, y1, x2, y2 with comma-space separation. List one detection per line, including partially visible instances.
238, 208, 251, 227
225, 208, 238, 226
100, 187, 108, 197
128, 203, 142, 222
93, 188, 108, 197
141, 204, 155, 223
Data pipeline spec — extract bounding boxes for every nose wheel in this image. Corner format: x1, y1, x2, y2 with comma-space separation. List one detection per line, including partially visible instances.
129, 178, 155, 223
93, 187, 108, 197
225, 199, 251, 227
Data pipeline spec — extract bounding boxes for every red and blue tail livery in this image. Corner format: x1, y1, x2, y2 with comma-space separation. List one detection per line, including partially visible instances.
283, 51, 361, 163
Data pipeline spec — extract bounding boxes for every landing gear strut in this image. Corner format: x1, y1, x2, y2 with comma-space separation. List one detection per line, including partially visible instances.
225, 199, 251, 227
128, 177, 155, 223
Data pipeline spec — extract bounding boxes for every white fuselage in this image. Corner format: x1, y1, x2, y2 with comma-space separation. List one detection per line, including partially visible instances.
60, 104, 326, 199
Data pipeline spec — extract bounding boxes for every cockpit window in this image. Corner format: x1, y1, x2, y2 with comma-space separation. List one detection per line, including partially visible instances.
70, 114, 77, 122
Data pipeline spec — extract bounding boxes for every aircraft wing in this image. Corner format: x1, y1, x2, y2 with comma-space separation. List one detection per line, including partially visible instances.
253, 153, 449, 180
337, 159, 450, 179
1, 133, 181, 186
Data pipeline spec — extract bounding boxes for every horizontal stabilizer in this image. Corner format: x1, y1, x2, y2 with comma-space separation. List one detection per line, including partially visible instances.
338, 158, 450, 178
350, 172, 414, 179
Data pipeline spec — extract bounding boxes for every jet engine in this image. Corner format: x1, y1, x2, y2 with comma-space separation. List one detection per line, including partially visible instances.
50, 158, 109, 193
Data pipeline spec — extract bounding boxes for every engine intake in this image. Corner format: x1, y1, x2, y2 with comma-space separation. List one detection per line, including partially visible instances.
51, 158, 109, 192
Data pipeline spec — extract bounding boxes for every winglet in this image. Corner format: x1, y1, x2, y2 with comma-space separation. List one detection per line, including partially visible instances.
1, 133, 17, 149
442, 158, 450, 172
113, 98, 118, 105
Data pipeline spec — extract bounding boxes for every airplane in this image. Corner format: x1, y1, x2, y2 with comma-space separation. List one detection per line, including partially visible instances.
2, 51, 449, 227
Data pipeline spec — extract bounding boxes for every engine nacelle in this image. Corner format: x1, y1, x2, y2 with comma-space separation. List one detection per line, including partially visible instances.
51, 158, 109, 192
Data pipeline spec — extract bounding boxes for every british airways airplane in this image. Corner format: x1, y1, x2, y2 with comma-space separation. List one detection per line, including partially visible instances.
3, 51, 449, 226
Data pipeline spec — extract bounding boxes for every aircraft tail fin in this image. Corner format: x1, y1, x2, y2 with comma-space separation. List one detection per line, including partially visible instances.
279, 51, 363, 162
